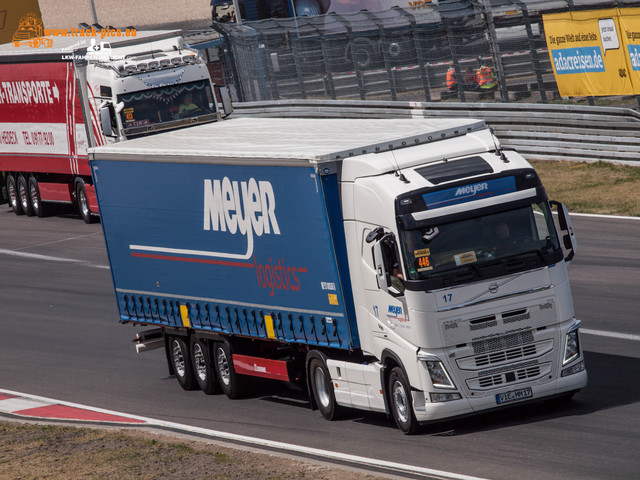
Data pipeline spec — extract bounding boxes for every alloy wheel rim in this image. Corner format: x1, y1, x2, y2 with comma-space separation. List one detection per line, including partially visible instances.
193, 343, 207, 382
171, 340, 186, 377
29, 183, 39, 211
392, 380, 409, 424
216, 348, 231, 386
314, 366, 330, 407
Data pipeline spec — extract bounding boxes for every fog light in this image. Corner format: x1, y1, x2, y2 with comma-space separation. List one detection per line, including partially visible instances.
562, 360, 585, 377
430, 392, 462, 403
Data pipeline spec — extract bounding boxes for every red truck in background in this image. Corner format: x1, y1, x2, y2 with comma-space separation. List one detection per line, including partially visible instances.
0, 60, 91, 220
0, 31, 231, 222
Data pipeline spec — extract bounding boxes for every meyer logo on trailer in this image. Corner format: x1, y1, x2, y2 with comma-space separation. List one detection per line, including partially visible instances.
204, 177, 281, 259
126, 171, 310, 300
129, 176, 283, 262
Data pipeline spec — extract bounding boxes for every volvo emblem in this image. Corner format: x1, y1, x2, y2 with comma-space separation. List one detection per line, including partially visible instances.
489, 283, 499, 294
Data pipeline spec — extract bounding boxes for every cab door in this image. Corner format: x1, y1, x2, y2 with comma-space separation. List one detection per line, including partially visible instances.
359, 225, 412, 347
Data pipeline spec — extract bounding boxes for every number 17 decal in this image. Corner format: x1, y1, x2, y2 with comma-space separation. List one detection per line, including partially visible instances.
443, 294, 452, 303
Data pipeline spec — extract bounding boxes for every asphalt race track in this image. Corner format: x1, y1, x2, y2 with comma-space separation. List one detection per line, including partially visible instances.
0, 209, 638, 480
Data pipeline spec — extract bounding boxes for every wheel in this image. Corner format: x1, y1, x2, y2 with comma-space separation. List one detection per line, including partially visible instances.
7, 174, 23, 215
388, 366, 420, 434
169, 336, 198, 391
17, 175, 33, 216
309, 357, 341, 420
213, 340, 244, 399
75, 181, 95, 223
28, 176, 47, 218
191, 337, 221, 395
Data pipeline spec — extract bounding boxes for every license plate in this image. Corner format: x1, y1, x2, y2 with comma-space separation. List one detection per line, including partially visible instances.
496, 387, 533, 404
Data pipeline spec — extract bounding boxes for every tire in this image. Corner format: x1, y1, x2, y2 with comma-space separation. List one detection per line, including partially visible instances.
213, 340, 244, 399
28, 176, 47, 218
75, 181, 95, 224
309, 357, 341, 420
169, 336, 198, 391
388, 366, 420, 434
191, 337, 221, 395
17, 175, 33, 216
7, 174, 23, 215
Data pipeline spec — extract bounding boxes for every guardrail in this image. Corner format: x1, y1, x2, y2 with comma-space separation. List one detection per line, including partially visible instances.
234, 99, 640, 165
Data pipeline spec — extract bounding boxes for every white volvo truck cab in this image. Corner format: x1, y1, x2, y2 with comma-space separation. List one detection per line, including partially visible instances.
335, 123, 585, 433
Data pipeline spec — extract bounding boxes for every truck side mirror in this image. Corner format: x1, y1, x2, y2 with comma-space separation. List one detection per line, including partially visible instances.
372, 233, 404, 297
550, 200, 577, 262
99, 102, 117, 137
366, 227, 384, 244
215, 85, 233, 117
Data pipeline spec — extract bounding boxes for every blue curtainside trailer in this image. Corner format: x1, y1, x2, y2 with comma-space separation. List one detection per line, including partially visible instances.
93, 158, 358, 350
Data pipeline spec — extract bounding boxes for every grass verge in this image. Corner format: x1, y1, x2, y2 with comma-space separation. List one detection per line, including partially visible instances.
530, 160, 640, 217
0, 421, 384, 480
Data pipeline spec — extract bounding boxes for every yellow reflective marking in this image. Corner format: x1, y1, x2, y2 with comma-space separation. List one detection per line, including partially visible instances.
265, 315, 276, 339
328, 294, 339, 305
180, 305, 191, 328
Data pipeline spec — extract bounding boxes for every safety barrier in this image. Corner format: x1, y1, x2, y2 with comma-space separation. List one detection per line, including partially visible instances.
234, 99, 640, 165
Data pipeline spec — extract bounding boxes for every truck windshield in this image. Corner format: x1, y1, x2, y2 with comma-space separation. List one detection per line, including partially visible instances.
117, 80, 216, 136
399, 201, 562, 288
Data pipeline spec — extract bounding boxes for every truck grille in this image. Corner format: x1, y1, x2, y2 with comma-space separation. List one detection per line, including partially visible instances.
472, 330, 534, 354
467, 362, 552, 390
456, 338, 554, 371
475, 344, 538, 367
477, 366, 541, 388
442, 299, 558, 392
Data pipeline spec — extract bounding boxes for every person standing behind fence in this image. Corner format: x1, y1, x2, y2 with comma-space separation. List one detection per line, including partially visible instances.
446, 62, 458, 92
476, 64, 497, 90
464, 67, 478, 90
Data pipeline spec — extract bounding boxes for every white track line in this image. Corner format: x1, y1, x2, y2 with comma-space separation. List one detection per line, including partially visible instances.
581, 328, 640, 342
0, 248, 109, 269
14, 232, 102, 250
569, 212, 640, 221
0, 388, 489, 480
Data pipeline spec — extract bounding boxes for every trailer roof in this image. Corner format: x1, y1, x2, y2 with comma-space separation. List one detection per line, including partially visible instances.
89, 117, 487, 167
0, 30, 181, 62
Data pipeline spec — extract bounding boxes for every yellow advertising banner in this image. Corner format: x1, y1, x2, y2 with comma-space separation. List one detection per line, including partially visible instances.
543, 8, 640, 97
617, 8, 640, 92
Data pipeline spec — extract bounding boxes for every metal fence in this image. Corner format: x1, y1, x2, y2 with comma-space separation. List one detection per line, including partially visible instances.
190, 0, 640, 105
232, 98, 640, 164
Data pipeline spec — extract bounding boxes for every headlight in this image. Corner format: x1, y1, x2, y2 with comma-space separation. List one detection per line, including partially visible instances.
425, 360, 456, 389
563, 329, 580, 365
